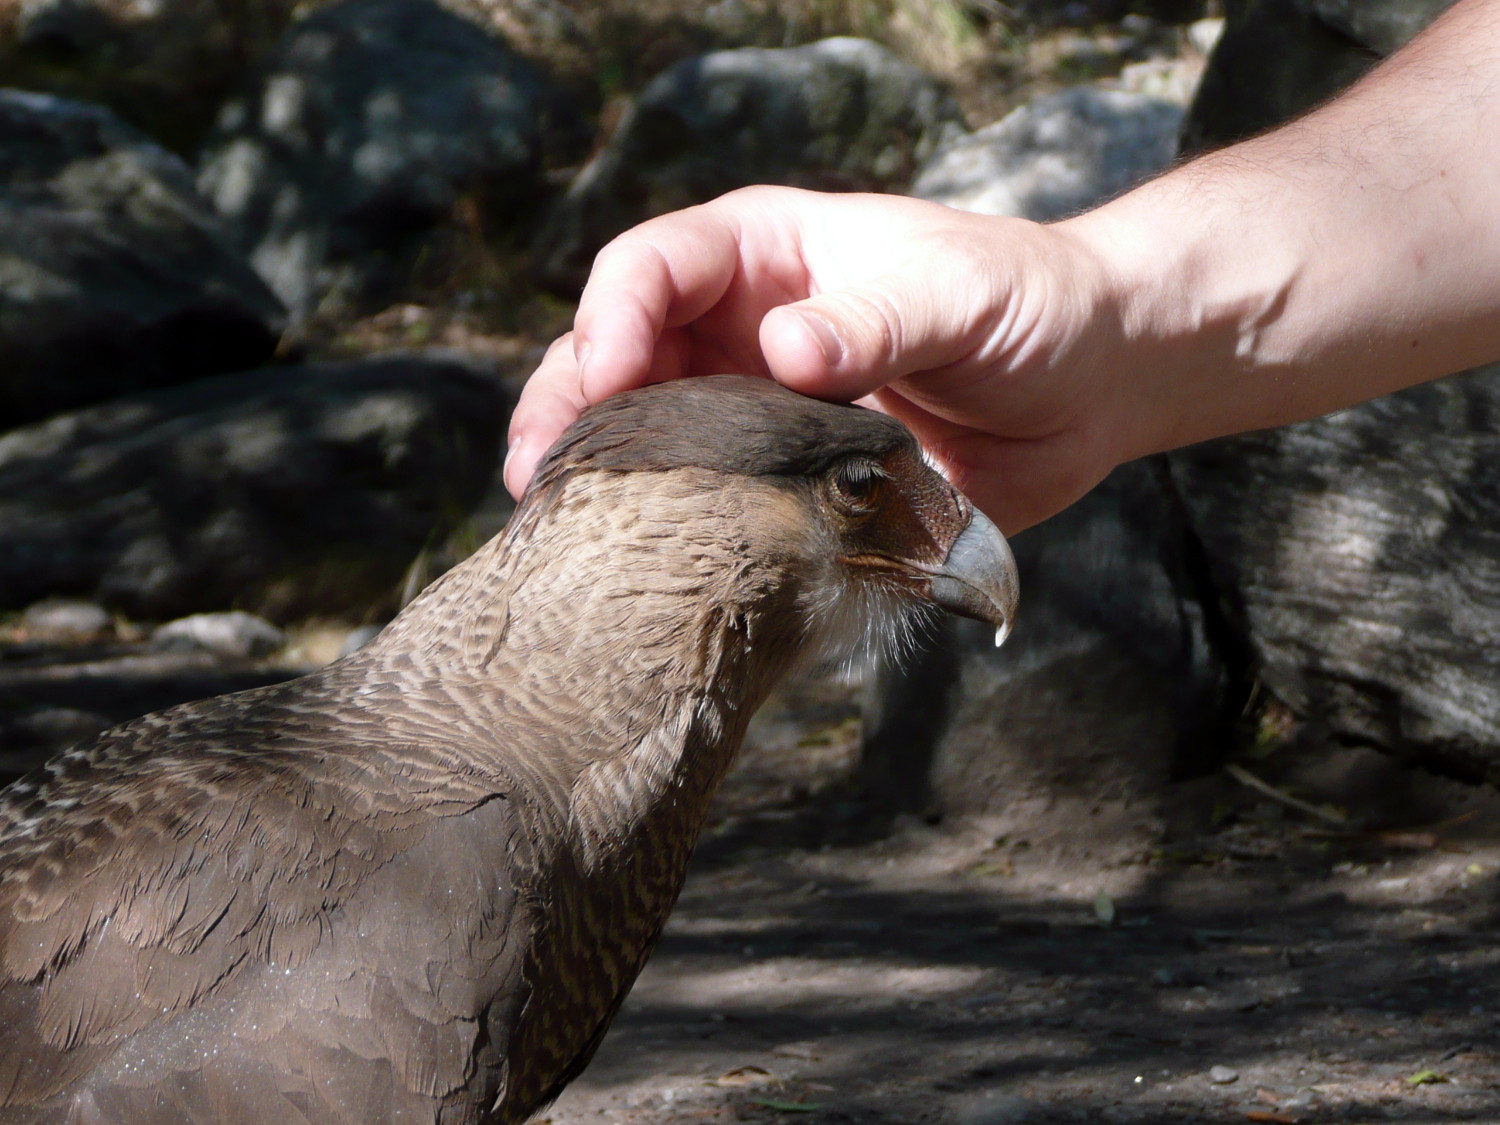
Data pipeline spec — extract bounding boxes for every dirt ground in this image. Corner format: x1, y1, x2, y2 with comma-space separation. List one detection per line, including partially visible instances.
546, 676, 1500, 1125
4, 634, 1498, 1125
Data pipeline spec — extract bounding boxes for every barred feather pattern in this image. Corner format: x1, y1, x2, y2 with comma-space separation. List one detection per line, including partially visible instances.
0, 464, 884, 1125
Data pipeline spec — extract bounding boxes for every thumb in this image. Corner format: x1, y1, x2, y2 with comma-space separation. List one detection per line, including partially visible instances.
758, 275, 981, 401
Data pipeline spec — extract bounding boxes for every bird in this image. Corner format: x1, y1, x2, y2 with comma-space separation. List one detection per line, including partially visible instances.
0, 374, 1018, 1125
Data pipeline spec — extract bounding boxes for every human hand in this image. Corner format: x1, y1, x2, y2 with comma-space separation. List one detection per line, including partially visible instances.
505, 187, 1142, 533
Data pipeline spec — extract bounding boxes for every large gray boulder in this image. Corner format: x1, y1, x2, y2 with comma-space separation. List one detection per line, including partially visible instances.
0, 90, 286, 430
910, 85, 1184, 221
0, 351, 506, 621
0, 0, 299, 151
1170, 368, 1500, 786
1168, 0, 1500, 788
198, 0, 577, 321
535, 37, 966, 292
1181, 0, 1454, 154
862, 460, 1233, 831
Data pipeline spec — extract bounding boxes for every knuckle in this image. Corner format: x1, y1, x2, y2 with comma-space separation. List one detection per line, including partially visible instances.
834, 288, 905, 367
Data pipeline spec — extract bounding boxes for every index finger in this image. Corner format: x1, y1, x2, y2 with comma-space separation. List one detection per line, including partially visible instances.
573, 194, 763, 403
503, 333, 590, 499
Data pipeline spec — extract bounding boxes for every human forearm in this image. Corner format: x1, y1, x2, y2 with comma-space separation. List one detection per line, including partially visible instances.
509, 0, 1500, 531
1067, 0, 1500, 460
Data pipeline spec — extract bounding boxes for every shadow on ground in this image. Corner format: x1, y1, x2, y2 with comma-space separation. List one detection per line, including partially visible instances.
551, 679, 1500, 1125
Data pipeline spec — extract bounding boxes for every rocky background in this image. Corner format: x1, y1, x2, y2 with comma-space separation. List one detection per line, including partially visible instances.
0, 0, 1229, 782
3, 0, 1500, 1120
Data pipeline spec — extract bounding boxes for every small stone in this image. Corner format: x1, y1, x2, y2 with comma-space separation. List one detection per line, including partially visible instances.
20, 600, 112, 640
340, 624, 386, 657
153, 612, 286, 660
1207, 1065, 1239, 1085
1188, 17, 1225, 56
1153, 968, 1175, 986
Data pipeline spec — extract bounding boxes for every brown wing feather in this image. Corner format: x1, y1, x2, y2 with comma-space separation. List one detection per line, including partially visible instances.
0, 669, 541, 1124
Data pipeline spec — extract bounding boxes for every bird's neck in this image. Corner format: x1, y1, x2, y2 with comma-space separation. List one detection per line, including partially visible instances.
363, 469, 814, 857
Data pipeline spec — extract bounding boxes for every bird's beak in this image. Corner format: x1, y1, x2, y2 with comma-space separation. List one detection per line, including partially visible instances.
927, 508, 1019, 647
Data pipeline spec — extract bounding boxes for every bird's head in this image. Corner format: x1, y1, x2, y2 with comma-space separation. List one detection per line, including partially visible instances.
509, 375, 1018, 685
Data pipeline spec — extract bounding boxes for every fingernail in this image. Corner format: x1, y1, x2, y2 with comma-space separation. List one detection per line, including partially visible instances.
502, 441, 519, 494
795, 310, 843, 367
503, 435, 532, 497
575, 341, 593, 399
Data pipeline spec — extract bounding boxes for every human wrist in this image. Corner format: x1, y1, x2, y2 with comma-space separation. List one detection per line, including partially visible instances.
1057, 156, 1317, 460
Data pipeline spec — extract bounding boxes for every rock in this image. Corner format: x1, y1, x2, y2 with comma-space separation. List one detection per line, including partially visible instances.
1168, 368, 1500, 786
152, 611, 286, 660
910, 85, 1183, 221
436, 0, 613, 113
861, 459, 1233, 840
0, 351, 507, 622
339, 623, 386, 657
1305, 0, 1454, 53
535, 37, 965, 291
0, 90, 286, 429
0, 706, 112, 778
1188, 16, 1227, 55
1173, 0, 1500, 787
198, 0, 578, 321
1115, 55, 1207, 107
19, 598, 111, 640
1208, 1065, 1239, 1084
0, 0, 299, 151
1180, 0, 1455, 154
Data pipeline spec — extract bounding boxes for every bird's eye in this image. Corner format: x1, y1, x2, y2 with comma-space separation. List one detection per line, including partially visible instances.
830, 459, 886, 513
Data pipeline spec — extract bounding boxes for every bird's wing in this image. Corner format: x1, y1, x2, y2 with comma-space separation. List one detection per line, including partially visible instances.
0, 797, 541, 1125
0, 675, 527, 1118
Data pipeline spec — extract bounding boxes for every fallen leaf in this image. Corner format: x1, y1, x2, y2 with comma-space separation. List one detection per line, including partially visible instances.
969, 862, 1013, 878
1245, 1112, 1299, 1124
751, 1099, 824, 1113
771, 1043, 821, 1061
1406, 1069, 1449, 1086
712, 1066, 775, 1088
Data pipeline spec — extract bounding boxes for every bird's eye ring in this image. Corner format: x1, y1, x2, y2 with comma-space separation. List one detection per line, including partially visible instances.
830, 459, 886, 513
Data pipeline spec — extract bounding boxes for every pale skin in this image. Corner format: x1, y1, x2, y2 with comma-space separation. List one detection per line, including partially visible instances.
506, 0, 1500, 535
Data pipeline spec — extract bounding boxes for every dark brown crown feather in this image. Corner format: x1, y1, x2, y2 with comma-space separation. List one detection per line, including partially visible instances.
528, 376, 915, 495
